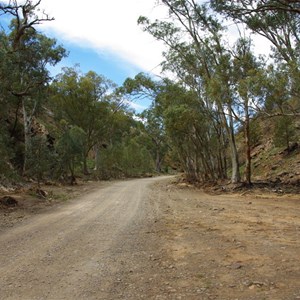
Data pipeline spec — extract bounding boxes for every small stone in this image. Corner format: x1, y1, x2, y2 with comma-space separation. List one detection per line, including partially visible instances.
253, 281, 264, 287
229, 262, 243, 269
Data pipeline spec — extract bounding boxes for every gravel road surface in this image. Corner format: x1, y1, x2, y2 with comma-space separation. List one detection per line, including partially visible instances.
1, 176, 299, 300
0, 177, 167, 299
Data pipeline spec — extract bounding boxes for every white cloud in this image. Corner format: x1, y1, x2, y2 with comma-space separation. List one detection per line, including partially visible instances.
124, 99, 148, 112
223, 22, 272, 58
4, 0, 272, 78
39, 0, 167, 73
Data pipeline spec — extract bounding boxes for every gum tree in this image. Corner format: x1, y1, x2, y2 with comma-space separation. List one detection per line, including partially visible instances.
0, 0, 66, 174
139, 0, 242, 182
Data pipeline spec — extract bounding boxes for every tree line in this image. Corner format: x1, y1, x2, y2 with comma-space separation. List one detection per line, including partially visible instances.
0, 0, 299, 186
0, 0, 162, 184
134, 0, 299, 184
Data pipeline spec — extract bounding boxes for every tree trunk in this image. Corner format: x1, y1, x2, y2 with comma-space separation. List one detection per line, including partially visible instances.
21, 96, 38, 176
22, 97, 30, 176
244, 101, 252, 185
217, 128, 228, 180
285, 125, 290, 151
83, 155, 89, 175
155, 149, 162, 173
220, 107, 241, 183
93, 144, 100, 171
186, 156, 198, 182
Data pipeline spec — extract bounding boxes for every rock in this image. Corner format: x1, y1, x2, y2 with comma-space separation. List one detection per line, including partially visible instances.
278, 171, 289, 177
0, 196, 18, 207
228, 262, 243, 269
288, 142, 299, 153
253, 281, 265, 287
36, 189, 48, 198
0, 186, 12, 193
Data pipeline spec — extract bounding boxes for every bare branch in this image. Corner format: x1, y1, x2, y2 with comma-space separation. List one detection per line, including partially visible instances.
0, 0, 54, 50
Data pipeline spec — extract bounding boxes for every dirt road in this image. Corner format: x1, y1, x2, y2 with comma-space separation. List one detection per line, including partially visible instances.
0, 177, 169, 299
0, 177, 299, 300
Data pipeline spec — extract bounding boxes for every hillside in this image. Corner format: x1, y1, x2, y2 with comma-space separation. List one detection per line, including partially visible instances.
251, 140, 300, 186
232, 115, 299, 188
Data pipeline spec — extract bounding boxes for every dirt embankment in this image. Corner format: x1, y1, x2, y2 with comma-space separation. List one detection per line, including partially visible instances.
0, 181, 110, 232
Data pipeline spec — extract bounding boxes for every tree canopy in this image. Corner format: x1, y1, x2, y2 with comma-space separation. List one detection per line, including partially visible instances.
0, 0, 299, 186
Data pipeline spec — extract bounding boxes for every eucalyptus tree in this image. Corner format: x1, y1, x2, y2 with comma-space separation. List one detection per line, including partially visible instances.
55, 124, 87, 182
273, 115, 296, 151
211, 0, 300, 117
139, 0, 241, 182
0, 0, 55, 51
210, 0, 300, 62
51, 67, 115, 174
0, 0, 66, 174
157, 82, 225, 181
139, 106, 168, 173
121, 73, 169, 173
0, 31, 14, 174
210, 0, 300, 15
231, 38, 266, 184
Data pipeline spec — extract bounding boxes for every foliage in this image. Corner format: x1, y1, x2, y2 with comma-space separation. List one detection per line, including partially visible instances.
273, 116, 297, 150
50, 67, 119, 174
211, 0, 300, 63
0, 125, 15, 176
55, 125, 87, 179
0, 0, 66, 179
1, 0, 299, 186
26, 135, 55, 184
96, 135, 155, 179
137, 0, 300, 183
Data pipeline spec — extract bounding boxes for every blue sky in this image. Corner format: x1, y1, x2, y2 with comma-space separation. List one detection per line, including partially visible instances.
37, 0, 168, 112
48, 41, 142, 86
1, 0, 167, 112
59, 44, 155, 111
1, 0, 271, 112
